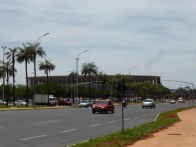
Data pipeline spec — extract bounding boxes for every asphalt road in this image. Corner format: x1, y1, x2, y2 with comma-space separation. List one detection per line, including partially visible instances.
0, 102, 190, 147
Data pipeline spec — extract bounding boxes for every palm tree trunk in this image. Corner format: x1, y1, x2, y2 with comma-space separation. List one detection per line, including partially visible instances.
13, 54, 16, 106
33, 54, 36, 106
6, 68, 9, 107
25, 59, 29, 106
47, 71, 49, 105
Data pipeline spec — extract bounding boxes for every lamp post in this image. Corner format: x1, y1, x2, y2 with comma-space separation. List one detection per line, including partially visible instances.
75, 50, 88, 105
2, 46, 7, 104
33, 33, 49, 106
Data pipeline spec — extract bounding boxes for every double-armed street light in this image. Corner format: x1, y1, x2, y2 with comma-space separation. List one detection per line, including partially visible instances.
75, 50, 88, 105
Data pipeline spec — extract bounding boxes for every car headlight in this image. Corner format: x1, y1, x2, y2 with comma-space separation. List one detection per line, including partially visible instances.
101, 107, 105, 109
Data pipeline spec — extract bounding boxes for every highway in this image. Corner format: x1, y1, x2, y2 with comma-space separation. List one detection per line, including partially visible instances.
0, 102, 190, 147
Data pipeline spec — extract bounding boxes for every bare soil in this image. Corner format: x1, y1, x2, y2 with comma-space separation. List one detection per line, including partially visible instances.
127, 108, 196, 147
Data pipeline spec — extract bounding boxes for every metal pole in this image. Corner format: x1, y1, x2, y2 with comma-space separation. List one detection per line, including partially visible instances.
75, 50, 88, 105
2, 46, 7, 104
33, 33, 49, 106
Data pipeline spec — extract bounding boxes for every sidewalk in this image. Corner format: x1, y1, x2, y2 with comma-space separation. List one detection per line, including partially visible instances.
128, 108, 196, 147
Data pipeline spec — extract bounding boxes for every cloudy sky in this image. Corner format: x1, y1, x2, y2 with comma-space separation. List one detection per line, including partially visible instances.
0, 0, 196, 89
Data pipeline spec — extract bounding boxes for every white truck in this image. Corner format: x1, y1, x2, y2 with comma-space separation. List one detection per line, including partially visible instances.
34, 94, 58, 105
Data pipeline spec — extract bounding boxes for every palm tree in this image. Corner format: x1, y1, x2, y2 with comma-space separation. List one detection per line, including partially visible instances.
5, 48, 18, 106
81, 62, 99, 87
39, 59, 55, 105
16, 44, 34, 106
0, 60, 15, 107
27, 42, 45, 88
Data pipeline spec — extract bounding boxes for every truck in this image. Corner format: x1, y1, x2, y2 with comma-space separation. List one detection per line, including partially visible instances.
34, 94, 58, 105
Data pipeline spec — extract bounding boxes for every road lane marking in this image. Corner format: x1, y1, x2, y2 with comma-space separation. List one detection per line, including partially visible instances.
21, 135, 47, 141
61, 129, 78, 133
33, 120, 58, 125
135, 116, 139, 119
0, 118, 17, 121
124, 118, 130, 121
88, 124, 101, 128
154, 113, 160, 121
89, 115, 99, 118
106, 121, 116, 124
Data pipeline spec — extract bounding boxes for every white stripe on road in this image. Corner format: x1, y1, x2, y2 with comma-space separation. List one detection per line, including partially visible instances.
21, 135, 47, 141
135, 116, 139, 119
89, 115, 99, 118
124, 118, 130, 121
33, 120, 58, 125
154, 113, 160, 121
0, 118, 17, 121
88, 124, 101, 128
61, 129, 78, 133
106, 121, 116, 124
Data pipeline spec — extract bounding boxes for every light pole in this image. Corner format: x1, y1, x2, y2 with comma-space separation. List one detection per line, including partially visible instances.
2, 46, 7, 104
33, 33, 49, 106
75, 50, 88, 105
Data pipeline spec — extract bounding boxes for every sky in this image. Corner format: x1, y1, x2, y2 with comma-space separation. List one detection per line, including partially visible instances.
0, 0, 196, 89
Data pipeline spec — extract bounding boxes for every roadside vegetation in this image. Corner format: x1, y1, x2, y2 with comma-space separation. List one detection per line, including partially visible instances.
71, 107, 188, 147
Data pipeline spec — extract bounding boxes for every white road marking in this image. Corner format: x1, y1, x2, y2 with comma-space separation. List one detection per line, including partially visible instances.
33, 120, 58, 125
88, 124, 101, 128
135, 116, 139, 119
154, 113, 160, 121
61, 129, 78, 133
124, 118, 130, 121
106, 121, 116, 124
21, 135, 47, 141
0, 118, 17, 121
89, 115, 99, 118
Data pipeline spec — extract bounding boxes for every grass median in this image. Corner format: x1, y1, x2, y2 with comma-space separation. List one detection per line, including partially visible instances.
71, 107, 189, 147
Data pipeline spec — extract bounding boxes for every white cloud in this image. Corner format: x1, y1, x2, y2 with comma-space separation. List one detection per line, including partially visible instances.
0, 0, 196, 88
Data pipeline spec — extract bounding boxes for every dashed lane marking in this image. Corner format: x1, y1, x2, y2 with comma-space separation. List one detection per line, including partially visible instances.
88, 124, 101, 128
61, 129, 78, 133
21, 135, 47, 141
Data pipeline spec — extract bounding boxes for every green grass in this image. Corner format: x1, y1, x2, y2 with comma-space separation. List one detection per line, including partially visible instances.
71, 107, 189, 147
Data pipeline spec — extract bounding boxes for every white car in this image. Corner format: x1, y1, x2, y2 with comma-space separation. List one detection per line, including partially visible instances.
79, 100, 92, 108
0, 100, 7, 105
14, 100, 27, 105
142, 99, 156, 108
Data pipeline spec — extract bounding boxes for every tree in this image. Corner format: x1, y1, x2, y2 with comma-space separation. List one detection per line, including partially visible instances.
5, 48, 18, 105
39, 59, 55, 105
0, 60, 15, 107
16, 44, 34, 106
27, 42, 45, 92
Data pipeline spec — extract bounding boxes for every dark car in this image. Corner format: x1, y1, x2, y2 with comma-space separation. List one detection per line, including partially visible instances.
92, 100, 114, 114
58, 100, 72, 106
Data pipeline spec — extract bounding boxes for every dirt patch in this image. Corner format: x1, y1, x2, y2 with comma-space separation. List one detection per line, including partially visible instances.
166, 113, 179, 119
97, 140, 120, 147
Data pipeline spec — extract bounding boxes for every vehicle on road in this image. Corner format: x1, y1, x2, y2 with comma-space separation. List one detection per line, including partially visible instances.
0, 100, 7, 105
92, 100, 114, 114
58, 100, 72, 106
79, 100, 92, 108
14, 100, 27, 105
142, 99, 155, 108
178, 97, 185, 103
34, 94, 58, 105
170, 99, 176, 104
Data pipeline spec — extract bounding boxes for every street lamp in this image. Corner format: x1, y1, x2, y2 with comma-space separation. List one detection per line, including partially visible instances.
33, 33, 50, 106
2, 46, 7, 104
75, 50, 88, 105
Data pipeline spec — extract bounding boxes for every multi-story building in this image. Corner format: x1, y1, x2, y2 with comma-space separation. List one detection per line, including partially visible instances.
28, 75, 160, 89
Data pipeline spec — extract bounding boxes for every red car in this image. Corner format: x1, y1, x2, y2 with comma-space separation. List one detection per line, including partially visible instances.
58, 100, 72, 106
92, 100, 114, 114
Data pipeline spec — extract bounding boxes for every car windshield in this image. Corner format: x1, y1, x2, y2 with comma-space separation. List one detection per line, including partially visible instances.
96, 101, 108, 105
82, 100, 88, 103
144, 99, 153, 102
